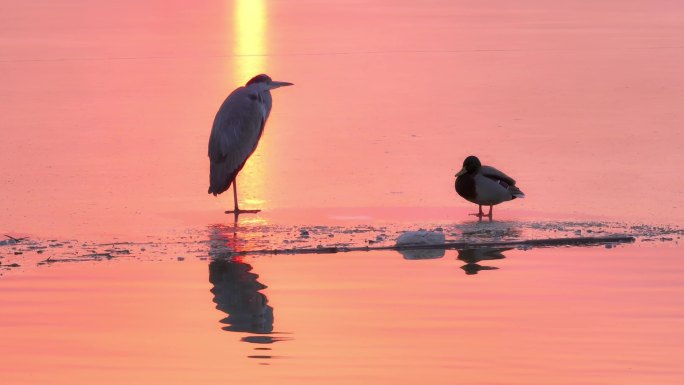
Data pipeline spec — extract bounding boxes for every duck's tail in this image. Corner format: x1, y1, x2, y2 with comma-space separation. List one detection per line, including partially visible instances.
509, 186, 525, 199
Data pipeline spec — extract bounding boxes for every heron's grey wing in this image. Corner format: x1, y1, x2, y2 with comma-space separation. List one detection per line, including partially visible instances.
480, 165, 516, 186
209, 87, 266, 170
208, 87, 267, 195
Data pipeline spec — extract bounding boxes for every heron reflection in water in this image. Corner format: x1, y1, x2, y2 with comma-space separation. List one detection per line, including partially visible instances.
209, 259, 274, 334
457, 247, 511, 275
207, 225, 290, 364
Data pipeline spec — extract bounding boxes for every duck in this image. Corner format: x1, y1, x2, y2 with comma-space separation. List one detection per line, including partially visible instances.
455, 155, 525, 218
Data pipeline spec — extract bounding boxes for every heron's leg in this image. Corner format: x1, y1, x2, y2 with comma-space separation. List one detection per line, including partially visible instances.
487, 205, 493, 217
233, 181, 240, 212
224, 179, 261, 215
224, 180, 240, 214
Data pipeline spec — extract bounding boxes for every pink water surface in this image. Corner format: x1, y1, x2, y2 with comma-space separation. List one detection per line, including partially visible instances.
1, 0, 682, 240
1, 1, 683, 384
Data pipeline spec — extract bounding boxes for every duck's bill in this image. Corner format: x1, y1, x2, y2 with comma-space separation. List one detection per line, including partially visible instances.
455, 167, 467, 177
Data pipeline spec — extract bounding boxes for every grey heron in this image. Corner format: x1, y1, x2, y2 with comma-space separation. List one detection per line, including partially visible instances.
455, 155, 525, 219
208, 74, 293, 215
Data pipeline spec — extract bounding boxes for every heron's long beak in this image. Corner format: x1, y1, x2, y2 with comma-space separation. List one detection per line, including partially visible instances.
268, 81, 294, 89
455, 167, 467, 177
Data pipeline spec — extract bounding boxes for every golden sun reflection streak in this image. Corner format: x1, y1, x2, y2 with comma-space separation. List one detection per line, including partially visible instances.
233, 0, 268, 209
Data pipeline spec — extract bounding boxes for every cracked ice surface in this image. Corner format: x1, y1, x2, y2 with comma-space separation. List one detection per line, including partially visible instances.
2, 220, 681, 276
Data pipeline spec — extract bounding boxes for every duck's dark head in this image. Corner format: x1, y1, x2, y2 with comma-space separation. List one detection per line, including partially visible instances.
245, 74, 294, 90
455, 155, 481, 177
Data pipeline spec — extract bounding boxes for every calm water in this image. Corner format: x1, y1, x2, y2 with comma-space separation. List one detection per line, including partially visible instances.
1, 0, 683, 384
2, 242, 683, 385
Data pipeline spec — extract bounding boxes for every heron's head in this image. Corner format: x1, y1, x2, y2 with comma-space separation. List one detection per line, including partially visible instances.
246, 74, 294, 90
455, 155, 481, 177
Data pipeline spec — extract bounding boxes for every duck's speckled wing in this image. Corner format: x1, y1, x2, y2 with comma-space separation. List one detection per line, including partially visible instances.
480, 165, 516, 186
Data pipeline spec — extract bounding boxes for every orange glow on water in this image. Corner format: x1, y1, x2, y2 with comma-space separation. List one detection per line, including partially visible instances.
231, 0, 269, 210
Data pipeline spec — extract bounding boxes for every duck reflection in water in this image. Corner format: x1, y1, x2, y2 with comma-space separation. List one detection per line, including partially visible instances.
457, 247, 511, 275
